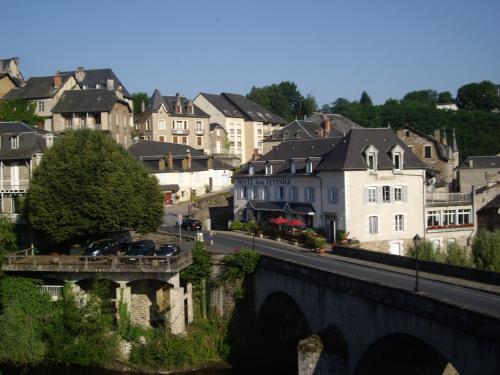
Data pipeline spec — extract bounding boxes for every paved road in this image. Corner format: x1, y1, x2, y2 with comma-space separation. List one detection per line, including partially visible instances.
160, 224, 500, 318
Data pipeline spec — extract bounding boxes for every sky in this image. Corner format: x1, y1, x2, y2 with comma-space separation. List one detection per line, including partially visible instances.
2, 0, 500, 106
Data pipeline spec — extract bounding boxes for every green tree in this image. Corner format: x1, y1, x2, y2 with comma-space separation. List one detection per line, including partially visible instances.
24, 129, 163, 245
132, 92, 150, 114
0, 217, 17, 253
331, 97, 351, 113
0, 99, 42, 124
437, 91, 454, 103
360, 91, 373, 106
406, 240, 442, 262
402, 89, 438, 105
472, 230, 500, 271
444, 243, 472, 267
456, 80, 500, 111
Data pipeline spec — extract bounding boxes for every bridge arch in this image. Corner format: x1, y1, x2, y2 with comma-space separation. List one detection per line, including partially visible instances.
256, 291, 312, 373
355, 333, 459, 375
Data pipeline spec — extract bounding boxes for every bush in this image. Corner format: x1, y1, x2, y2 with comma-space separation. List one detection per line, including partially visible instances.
230, 220, 246, 231
0, 217, 17, 254
444, 243, 472, 267
221, 249, 261, 283
312, 236, 327, 249
472, 230, 500, 272
406, 240, 443, 262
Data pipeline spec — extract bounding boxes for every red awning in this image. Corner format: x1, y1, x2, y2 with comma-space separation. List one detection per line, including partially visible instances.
270, 217, 288, 224
287, 219, 306, 227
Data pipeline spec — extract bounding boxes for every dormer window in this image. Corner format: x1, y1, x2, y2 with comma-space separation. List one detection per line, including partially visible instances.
265, 163, 273, 175
10, 136, 19, 149
391, 145, 405, 171
283, 132, 288, 141
306, 160, 313, 174
295, 131, 302, 139
290, 160, 296, 174
249, 163, 255, 176
364, 145, 379, 171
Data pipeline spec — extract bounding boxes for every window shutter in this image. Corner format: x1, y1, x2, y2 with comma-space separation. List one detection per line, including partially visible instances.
402, 186, 408, 202
377, 186, 383, 203
363, 187, 368, 205
390, 187, 395, 203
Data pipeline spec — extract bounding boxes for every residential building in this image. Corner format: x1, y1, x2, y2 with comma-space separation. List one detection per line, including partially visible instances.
477, 194, 500, 231
263, 113, 362, 154
193, 93, 286, 162
457, 155, 500, 193
436, 102, 459, 111
4, 72, 77, 130
135, 90, 210, 152
233, 128, 428, 254
51, 89, 132, 147
0, 57, 24, 98
129, 140, 232, 205
209, 123, 227, 154
396, 126, 459, 189
0, 122, 54, 221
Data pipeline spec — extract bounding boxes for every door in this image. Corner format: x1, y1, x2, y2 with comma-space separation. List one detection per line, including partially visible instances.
165, 192, 172, 205
389, 242, 402, 255
11, 163, 19, 190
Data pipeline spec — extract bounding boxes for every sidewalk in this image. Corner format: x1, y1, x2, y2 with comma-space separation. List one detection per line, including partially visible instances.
221, 230, 500, 296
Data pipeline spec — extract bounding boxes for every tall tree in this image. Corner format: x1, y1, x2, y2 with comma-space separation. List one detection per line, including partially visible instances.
132, 92, 150, 114
359, 91, 373, 106
437, 91, 454, 103
402, 89, 438, 105
331, 98, 351, 113
0, 99, 42, 124
456, 81, 500, 111
24, 129, 163, 244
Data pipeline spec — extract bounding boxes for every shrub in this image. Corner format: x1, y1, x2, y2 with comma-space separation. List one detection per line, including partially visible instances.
472, 230, 500, 272
444, 243, 472, 267
406, 240, 442, 262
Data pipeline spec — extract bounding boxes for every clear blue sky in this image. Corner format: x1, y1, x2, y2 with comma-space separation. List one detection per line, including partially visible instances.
2, 0, 499, 105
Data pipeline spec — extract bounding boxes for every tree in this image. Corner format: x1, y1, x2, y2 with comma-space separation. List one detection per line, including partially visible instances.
456, 80, 500, 111
402, 89, 438, 105
437, 91, 454, 103
330, 98, 351, 113
0, 99, 42, 124
472, 230, 500, 272
359, 91, 373, 106
24, 129, 163, 245
132, 92, 150, 114
0, 217, 17, 253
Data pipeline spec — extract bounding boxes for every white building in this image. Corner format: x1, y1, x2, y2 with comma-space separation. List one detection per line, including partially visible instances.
129, 140, 232, 205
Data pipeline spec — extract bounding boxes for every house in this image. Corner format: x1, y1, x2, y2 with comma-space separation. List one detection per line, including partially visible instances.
457, 155, 500, 193
4, 71, 77, 130
194, 93, 286, 162
0, 122, 54, 221
0, 57, 24, 98
233, 127, 428, 254
436, 103, 459, 111
135, 90, 210, 152
263, 113, 362, 154
208, 123, 240, 167
51, 89, 133, 147
396, 126, 459, 189
128, 140, 233, 205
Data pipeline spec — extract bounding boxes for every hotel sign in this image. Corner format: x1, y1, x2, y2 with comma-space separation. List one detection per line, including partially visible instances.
236, 177, 291, 186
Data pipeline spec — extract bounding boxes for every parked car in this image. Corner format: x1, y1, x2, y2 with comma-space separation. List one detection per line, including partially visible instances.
98, 230, 132, 252
156, 243, 181, 257
177, 218, 202, 231
126, 240, 156, 259
84, 239, 120, 257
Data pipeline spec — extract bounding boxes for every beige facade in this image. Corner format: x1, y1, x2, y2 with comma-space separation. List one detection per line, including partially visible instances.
0, 75, 17, 98
209, 124, 228, 154
458, 165, 499, 193
38, 75, 78, 131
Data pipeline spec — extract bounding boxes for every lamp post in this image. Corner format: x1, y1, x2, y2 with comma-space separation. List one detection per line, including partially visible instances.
413, 234, 422, 292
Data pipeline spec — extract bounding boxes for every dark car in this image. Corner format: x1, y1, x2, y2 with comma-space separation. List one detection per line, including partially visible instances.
177, 218, 202, 231
156, 243, 181, 257
126, 240, 156, 259
84, 239, 120, 257
98, 230, 132, 252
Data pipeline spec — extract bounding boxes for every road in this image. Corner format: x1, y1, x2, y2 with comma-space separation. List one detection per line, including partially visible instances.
160, 223, 500, 319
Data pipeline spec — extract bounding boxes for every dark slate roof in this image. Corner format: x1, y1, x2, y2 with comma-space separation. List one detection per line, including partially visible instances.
458, 156, 500, 169
247, 200, 285, 212
245, 201, 315, 214
60, 68, 132, 99
0, 73, 22, 88
0, 122, 50, 159
286, 202, 315, 214
210, 123, 227, 132
221, 93, 287, 124
478, 194, 500, 213
4, 75, 71, 100
159, 184, 180, 192
199, 93, 243, 118
146, 90, 209, 118
308, 113, 363, 132
52, 89, 129, 113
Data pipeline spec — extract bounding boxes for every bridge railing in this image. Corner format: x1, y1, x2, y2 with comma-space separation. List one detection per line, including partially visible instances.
1, 250, 192, 274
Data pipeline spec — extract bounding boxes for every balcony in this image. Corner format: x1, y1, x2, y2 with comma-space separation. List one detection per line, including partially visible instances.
171, 129, 190, 135
195, 129, 205, 135
426, 192, 472, 207
1, 180, 29, 192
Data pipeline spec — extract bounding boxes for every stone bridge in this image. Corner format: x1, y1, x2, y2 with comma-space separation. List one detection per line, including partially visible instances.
251, 255, 500, 375
1, 251, 193, 334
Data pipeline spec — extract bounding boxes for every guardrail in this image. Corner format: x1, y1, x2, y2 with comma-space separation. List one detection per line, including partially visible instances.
2, 250, 192, 274
426, 192, 472, 207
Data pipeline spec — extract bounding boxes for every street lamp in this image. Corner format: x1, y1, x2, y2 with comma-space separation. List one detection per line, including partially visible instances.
413, 234, 422, 292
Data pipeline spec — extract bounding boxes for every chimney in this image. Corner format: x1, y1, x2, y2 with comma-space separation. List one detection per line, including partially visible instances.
75, 67, 86, 83
175, 93, 182, 114
141, 100, 146, 113
159, 157, 166, 171
434, 129, 441, 142
106, 78, 115, 91
185, 149, 192, 169
207, 156, 214, 169
167, 152, 173, 170
323, 116, 332, 135
53, 70, 62, 89
252, 148, 261, 161
187, 100, 194, 114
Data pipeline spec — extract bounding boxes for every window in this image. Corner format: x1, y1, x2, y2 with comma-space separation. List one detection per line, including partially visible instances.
447, 238, 457, 246
306, 160, 313, 174
247, 186, 254, 200
236, 129, 241, 134
424, 145, 432, 158
237, 142, 242, 147
283, 132, 288, 140
427, 210, 440, 227
367, 187, 377, 203
367, 154, 375, 170
257, 129, 262, 135
38, 101, 44, 112
255, 186, 265, 200
182, 137, 187, 145
216, 129, 220, 136
196, 121, 203, 133
264, 187, 272, 200
305, 187, 315, 202
197, 137, 203, 146
158, 119, 166, 130
393, 153, 401, 170
443, 210, 456, 226
176, 120, 183, 130
290, 161, 296, 174
173, 136, 178, 144
405, 130, 410, 137
328, 187, 337, 203
431, 239, 441, 250
229, 129, 234, 134
394, 214, 404, 232
382, 186, 391, 202
295, 131, 302, 139
265, 164, 272, 175
159, 136, 165, 142
10, 136, 19, 149
457, 209, 471, 225
249, 164, 255, 176
369, 216, 378, 234
289, 186, 297, 201
408, 145, 413, 152
241, 186, 247, 199
394, 186, 403, 201
276, 186, 285, 200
